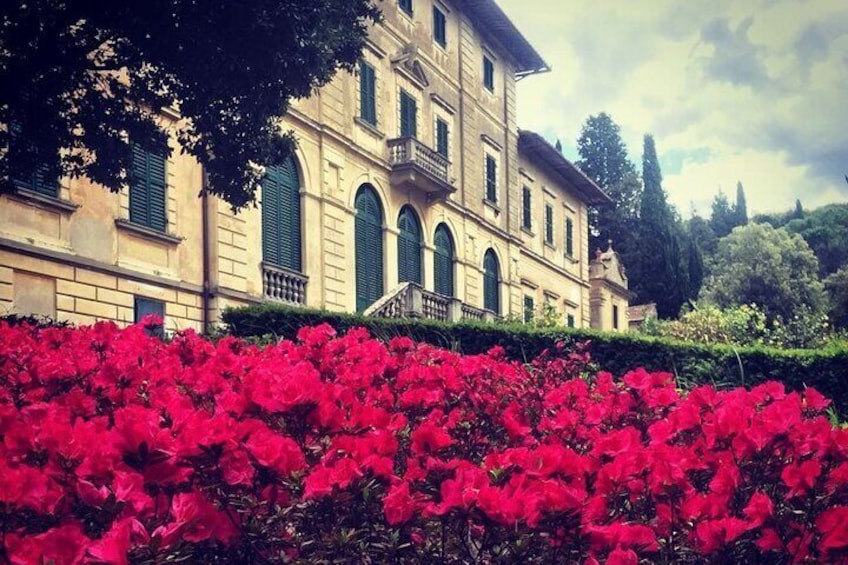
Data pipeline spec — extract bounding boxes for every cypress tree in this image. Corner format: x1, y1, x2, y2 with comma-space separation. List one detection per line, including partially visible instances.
635, 134, 685, 318
735, 181, 748, 227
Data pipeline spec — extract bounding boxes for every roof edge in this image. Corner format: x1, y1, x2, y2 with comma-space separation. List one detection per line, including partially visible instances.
462, 0, 550, 76
518, 130, 613, 205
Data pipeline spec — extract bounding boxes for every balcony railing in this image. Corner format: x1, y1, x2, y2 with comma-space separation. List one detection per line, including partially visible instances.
387, 137, 455, 199
364, 282, 498, 324
262, 263, 307, 305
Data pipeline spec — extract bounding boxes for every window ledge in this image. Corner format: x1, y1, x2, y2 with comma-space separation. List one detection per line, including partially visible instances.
521, 227, 534, 237
483, 198, 501, 214
354, 117, 385, 139
8, 188, 78, 214
564, 254, 579, 264
544, 241, 556, 250
115, 219, 182, 245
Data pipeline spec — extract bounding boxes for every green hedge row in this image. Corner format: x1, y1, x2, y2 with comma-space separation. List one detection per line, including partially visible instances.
222, 304, 848, 413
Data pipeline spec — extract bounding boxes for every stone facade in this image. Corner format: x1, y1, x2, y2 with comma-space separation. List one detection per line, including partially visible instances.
589, 243, 634, 332
1, 0, 615, 332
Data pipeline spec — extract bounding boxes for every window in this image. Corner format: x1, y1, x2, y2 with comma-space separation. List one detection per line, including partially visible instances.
435, 118, 449, 158
359, 61, 377, 127
400, 89, 417, 138
524, 295, 535, 323
261, 155, 302, 272
433, 6, 447, 48
485, 155, 497, 202
9, 122, 58, 198
355, 185, 384, 312
567, 314, 575, 328
545, 204, 554, 245
129, 143, 167, 232
134, 296, 165, 337
398, 0, 413, 15
434, 223, 455, 297
397, 206, 422, 285
483, 249, 500, 315
483, 56, 494, 92
522, 186, 532, 230
565, 217, 574, 257
613, 305, 619, 329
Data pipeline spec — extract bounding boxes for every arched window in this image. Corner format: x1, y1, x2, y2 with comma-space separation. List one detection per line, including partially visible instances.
483, 249, 500, 315
434, 223, 455, 297
397, 205, 422, 285
261, 155, 301, 271
355, 185, 384, 312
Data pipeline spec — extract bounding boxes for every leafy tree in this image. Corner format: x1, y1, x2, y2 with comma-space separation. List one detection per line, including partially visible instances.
701, 223, 827, 323
825, 265, 848, 329
633, 134, 686, 318
576, 113, 637, 192
734, 181, 748, 226
709, 190, 736, 238
1, 0, 381, 209
687, 214, 718, 257
574, 113, 642, 269
782, 204, 848, 277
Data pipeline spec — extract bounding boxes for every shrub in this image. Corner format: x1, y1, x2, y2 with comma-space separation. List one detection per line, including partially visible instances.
3, 320, 848, 563
222, 304, 848, 414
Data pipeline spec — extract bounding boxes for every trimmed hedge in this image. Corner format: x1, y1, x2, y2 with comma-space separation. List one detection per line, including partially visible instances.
222, 304, 848, 413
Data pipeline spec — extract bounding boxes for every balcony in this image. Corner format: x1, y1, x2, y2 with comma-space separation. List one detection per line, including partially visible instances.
387, 137, 455, 199
262, 263, 307, 305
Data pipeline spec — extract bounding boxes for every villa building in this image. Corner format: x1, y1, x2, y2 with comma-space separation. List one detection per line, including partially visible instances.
0, 0, 629, 332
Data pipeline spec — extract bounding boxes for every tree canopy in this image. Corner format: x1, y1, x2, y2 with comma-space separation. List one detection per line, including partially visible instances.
700, 223, 827, 322
574, 113, 641, 268
1, 0, 380, 209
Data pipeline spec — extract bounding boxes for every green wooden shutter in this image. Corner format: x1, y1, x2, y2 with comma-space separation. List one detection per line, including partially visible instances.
262, 172, 281, 266
434, 224, 454, 297
398, 206, 421, 284
483, 56, 494, 91
360, 61, 376, 126
433, 6, 446, 47
483, 250, 500, 314
436, 119, 449, 158
9, 122, 58, 197
545, 204, 553, 244
567, 314, 575, 328
355, 186, 384, 312
400, 90, 417, 138
129, 144, 151, 226
129, 144, 167, 232
524, 295, 534, 323
522, 186, 531, 229
262, 157, 302, 271
147, 151, 167, 232
566, 217, 574, 257
485, 156, 496, 202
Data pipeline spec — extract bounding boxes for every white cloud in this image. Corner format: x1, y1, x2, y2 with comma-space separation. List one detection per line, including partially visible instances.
500, 0, 848, 216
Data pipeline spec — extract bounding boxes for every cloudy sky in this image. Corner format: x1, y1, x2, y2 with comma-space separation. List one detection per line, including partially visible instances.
499, 0, 848, 216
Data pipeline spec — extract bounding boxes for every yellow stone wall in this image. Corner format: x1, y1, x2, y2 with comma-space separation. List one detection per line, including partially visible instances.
2, 0, 609, 331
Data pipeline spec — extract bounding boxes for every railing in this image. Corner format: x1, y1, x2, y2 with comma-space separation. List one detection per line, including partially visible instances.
365, 282, 461, 323
262, 263, 307, 305
365, 284, 411, 319
422, 290, 450, 321
387, 137, 451, 186
461, 304, 488, 322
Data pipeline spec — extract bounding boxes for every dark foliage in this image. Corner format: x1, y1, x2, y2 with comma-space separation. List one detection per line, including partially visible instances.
222, 304, 848, 414
1, 0, 380, 209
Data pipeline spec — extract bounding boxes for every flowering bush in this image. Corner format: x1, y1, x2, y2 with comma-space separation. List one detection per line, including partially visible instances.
2, 319, 848, 564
